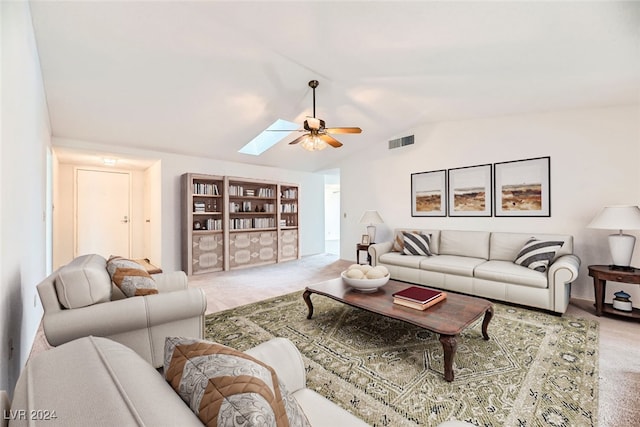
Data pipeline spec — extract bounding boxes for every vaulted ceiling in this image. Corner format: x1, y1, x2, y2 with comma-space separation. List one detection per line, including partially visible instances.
30, 1, 640, 172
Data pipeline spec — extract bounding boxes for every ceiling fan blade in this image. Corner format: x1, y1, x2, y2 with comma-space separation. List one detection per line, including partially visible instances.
320, 134, 343, 148
288, 134, 309, 145
325, 127, 362, 134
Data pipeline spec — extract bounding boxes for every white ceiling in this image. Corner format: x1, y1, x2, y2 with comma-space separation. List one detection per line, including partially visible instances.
30, 1, 640, 172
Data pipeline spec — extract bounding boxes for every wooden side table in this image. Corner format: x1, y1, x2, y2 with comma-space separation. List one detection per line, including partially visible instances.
588, 265, 640, 320
134, 258, 163, 275
356, 243, 371, 265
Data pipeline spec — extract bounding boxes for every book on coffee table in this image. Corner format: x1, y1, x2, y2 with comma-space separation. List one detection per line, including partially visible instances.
392, 286, 447, 310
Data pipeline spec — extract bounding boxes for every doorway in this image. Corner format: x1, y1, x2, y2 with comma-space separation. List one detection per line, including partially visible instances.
75, 168, 131, 257
324, 172, 340, 255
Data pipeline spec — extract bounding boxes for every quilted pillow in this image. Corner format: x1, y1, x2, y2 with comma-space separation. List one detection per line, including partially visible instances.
514, 238, 564, 272
106, 256, 158, 297
402, 232, 432, 256
164, 337, 311, 427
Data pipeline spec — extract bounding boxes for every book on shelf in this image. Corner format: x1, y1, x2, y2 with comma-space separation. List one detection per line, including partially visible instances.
392, 286, 447, 311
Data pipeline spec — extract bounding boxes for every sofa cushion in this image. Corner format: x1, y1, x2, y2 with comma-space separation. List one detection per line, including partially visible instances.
439, 230, 490, 259
402, 232, 433, 256
420, 255, 486, 277
380, 252, 428, 268
164, 337, 310, 427
55, 254, 112, 309
107, 256, 158, 297
474, 260, 548, 288
514, 238, 564, 273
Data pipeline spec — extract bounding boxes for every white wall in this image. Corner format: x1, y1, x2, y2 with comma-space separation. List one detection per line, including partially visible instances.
53, 137, 326, 272
1, 0, 51, 394
339, 105, 640, 305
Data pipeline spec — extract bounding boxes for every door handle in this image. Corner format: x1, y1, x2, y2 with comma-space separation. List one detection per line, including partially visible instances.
121, 216, 129, 223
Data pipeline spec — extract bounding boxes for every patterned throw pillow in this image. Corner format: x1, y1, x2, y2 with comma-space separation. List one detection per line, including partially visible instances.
106, 256, 158, 297
164, 337, 311, 427
393, 229, 420, 252
402, 232, 432, 256
514, 238, 564, 272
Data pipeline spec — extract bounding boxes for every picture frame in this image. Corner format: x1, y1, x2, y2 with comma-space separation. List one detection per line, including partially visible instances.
494, 156, 550, 217
411, 170, 447, 217
361, 235, 370, 245
447, 164, 492, 217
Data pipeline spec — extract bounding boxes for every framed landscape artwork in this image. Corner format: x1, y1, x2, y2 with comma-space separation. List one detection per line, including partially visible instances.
411, 170, 447, 217
447, 164, 492, 217
494, 156, 550, 217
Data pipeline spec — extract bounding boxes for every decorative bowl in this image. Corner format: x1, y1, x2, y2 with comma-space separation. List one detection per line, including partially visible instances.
341, 270, 390, 292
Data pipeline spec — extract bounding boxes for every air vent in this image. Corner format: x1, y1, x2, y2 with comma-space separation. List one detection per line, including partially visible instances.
388, 135, 414, 149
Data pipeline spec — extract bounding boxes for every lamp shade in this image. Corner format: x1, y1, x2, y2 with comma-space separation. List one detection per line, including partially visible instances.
359, 210, 383, 243
588, 205, 640, 268
359, 210, 384, 225
587, 205, 640, 231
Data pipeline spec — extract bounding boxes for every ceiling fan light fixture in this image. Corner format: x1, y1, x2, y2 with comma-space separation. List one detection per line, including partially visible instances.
306, 117, 321, 130
300, 135, 328, 151
282, 79, 361, 151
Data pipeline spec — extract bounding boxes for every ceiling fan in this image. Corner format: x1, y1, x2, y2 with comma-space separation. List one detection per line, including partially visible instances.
276, 80, 362, 151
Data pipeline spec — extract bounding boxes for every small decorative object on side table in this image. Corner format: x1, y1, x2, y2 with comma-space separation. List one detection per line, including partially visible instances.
588, 265, 640, 320
612, 290, 632, 312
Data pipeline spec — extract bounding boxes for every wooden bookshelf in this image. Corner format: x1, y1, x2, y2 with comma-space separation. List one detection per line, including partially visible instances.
181, 174, 300, 274
181, 173, 225, 275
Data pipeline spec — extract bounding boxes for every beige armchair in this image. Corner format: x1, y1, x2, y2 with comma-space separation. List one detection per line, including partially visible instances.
37, 254, 207, 368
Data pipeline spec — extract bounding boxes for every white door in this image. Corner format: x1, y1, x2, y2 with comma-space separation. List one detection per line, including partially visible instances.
76, 169, 131, 257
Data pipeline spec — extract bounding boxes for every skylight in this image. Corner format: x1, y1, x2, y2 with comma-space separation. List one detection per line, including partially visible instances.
238, 119, 298, 156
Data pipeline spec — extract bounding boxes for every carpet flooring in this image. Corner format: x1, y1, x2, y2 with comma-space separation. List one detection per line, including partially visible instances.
205, 290, 599, 426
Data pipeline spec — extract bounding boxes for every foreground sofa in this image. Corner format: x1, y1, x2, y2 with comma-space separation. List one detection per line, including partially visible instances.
4, 336, 366, 426
37, 254, 207, 367
369, 229, 580, 314
3, 336, 474, 427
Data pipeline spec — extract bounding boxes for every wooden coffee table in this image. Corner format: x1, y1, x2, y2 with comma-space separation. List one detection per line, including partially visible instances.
303, 278, 493, 382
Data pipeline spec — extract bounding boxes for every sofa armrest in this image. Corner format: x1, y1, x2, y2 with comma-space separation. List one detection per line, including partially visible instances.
151, 270, 188, 293
244, 337, 306, 393
549, 254, 580, 284
549, 254, 581, 313
43, 288, 206, 346
368, 241, 394, 266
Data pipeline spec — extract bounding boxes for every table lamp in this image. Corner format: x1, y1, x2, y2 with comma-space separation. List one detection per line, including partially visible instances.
359, 210, 383, 243
588, 205, 640, 270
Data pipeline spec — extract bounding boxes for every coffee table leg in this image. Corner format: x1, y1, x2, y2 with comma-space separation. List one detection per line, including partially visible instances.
481, 306, 493, 341
439, 334, 457, 382
303, 290, 314, 319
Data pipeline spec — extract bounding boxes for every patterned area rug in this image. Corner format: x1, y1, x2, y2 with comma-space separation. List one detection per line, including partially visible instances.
205, 291, 598, 426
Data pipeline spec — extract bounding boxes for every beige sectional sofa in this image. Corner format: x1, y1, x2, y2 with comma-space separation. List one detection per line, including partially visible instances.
369, 229, 580, 314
